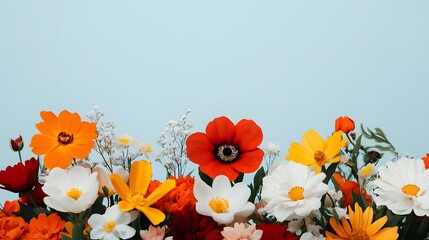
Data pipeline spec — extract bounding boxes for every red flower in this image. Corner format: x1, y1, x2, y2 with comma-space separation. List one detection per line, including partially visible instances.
186, 116, 264, 181
333, 173, 371, 207
0, 158, 39, 193
10, 135, 24, 152
257, 223, 298, 240
167, 205, 223, 240
422, 154, 429, 169
20, 182, 47, 208
335, 116, 355, 134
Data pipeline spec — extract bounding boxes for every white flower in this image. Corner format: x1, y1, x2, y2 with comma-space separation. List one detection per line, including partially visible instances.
372, 157, 429, 216
340, 153, 350, 164
358, 163, 378, 179
194, 175, 255, 225
42, 166, 99, 213
264, 142, 281, 156
300, 232, 325, 240
115, 134, 135, 149
260, 161, 329, 221
88, 205, 138, 240
221, 222, 263, 240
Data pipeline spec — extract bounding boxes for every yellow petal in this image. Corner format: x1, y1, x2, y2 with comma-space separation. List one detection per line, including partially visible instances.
302, 129, 324, 151
118, 200, 135, 212
130, 160, 152, 193
140, 206, 166, 225
145, 179, 176, 206
366, 216, 387, 236
286, 142, 315, 166
110, 173, 132, 200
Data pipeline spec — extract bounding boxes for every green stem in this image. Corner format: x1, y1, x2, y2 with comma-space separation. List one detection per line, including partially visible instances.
18, 151, 23, 163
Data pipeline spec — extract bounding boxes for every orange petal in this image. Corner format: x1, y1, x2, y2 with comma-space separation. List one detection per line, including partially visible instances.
43, 146, 73, 169
39, 111, 59, 134
65, 142, 94, 159
233, 119, 263, 152
205, 116, 236, 145
29, 134, 59, 155
130, 160, 152, 194
230, 149, 264, 173
200, 161, 239, 181
186, 133, 217, 166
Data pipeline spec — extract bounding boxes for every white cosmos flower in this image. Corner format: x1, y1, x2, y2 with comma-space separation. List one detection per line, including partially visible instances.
88, 205, 138, 240
372, 157, 429, 216
42, 165, 99, 213
194, 175, 255, 225
260, 161, 329, 221
358, 163, 378, 180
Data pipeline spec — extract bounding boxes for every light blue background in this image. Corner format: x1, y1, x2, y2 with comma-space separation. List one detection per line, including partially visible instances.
1, 1, 428, 203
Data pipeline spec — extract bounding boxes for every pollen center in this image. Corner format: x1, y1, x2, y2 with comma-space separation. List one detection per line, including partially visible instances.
288, 186, 305, 201
360, 165, 373, 176
103, 220, 116, 233
216, 144, 239, 162
129, 192, 146, 207
314, 151, 326, 165
57, 132, 74, 145
349, 230, 370, 240
118, 137, 130, 145
402, 184, 420, 197
209, 197, 229, 213
66, 188, 83, 200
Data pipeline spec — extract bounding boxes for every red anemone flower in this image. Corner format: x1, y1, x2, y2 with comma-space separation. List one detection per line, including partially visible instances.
186, 116, 264, 181
0, 157, 39, 193
257, 223, 299, 240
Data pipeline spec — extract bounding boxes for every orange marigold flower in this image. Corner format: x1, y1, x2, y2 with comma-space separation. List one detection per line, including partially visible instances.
333, 173, 371, 207
422, 153, 429, 169
335, 116, 355, 134
0, 216, 28, 239
147, 175, 197, 214
186, 116, 264, 181
29, 110, 97, 169
23, 213, 65, 240
0, 200, 20, 218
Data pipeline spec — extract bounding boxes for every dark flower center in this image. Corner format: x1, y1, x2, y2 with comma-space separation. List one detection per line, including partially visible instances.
57, 132, 74, 145
216, 144, 239, 162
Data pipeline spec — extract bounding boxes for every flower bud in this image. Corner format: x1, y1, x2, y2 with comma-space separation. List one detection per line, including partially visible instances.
10, 135, 24, 152
335, 116, 355, 134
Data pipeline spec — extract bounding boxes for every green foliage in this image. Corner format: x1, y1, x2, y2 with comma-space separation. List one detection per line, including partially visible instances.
248, 167, 265, 203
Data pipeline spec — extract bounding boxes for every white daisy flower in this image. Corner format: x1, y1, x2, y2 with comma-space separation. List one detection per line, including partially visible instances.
88, 205, 138, 240
358, 163, 378, 180
42, 165, 99, 213
260, 161, 329, 221
372, 157, 429, 216
194, 175, 255, 225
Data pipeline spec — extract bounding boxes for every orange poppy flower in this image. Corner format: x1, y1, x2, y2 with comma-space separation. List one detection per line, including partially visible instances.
29, 110, 97, 169
333, 173, 371, 207
335, 116, 355, 134
186, 116, 264, 181
422, 153, 429, 169
23, 213, 65, 240
0, 216, 28, 239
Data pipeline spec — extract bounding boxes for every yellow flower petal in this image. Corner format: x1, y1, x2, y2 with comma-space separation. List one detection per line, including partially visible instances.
130, 160, 152, 194
140, 206, 166, 226
110, 173, 132, 201
145, 179, 176, 206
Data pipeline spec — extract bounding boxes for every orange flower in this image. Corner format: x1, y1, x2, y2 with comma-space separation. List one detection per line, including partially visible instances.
61, 221, 90, 239
29, 110, 97, 169
0, 216, 28, 239
23, 213, 65, 240
333, 173, 371, 207
422, 153, 429, 169
335, 116, 355, 134
0, 200, 20, 218
186, 116, 264, 181
147, 175, 197, 214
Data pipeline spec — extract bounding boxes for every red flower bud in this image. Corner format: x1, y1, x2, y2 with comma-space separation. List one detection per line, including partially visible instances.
10, 135, 24, 152
335, 116, 355, 134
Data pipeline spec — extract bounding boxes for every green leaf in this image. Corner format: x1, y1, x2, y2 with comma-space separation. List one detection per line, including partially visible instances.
71, 222, 85, 240
17, 201, 36, 222
323, 162, 338, 184
248, 167, 265, 202
198, 168, 213, 186
416, 217, 429, 239
234, 172, 244, 183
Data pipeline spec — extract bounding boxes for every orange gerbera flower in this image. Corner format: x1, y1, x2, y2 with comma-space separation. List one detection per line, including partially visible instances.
186, 116, 264, 181
147, 175, 197, 214
23, 213, 65, 240
422, 153, 429, 169
29, 110, 97, 169
335, 116, 355, 134
0, 216, 28, 239
326, 203, 399, 240
0, 200, 20, 218
333, 173, 371, 207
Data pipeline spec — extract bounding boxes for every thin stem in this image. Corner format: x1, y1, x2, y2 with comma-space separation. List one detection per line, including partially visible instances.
18, 151, 23, 163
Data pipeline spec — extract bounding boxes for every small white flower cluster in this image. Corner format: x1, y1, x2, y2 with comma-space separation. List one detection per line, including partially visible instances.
155, 109, 192, 177
262, 142, 281, 171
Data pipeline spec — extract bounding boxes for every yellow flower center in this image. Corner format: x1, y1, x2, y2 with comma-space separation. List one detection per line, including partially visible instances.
57, 132, 74, 145
360, 165, 374, 176
288, 186, 305, 201
103, 220, 116, 233
66, 188, 83, 200
118, 137, 130, 145
209, 197, 229, 213
349, 230, 370, 240
402, 184, 420, 197
129, 192, 146, 207
314, 151, 326, 165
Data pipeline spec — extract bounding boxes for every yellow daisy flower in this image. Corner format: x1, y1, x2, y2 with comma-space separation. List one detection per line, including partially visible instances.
326, 203, 399, 240
286, 130, 347, 173
110, 160, 176, 225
